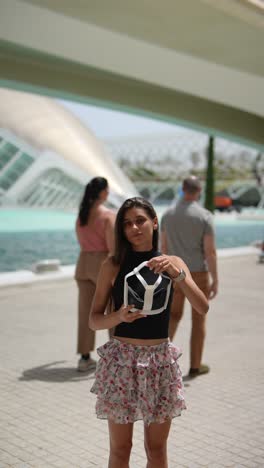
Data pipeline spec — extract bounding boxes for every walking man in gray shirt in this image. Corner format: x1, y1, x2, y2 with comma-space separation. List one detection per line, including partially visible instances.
161, 176, 218, 379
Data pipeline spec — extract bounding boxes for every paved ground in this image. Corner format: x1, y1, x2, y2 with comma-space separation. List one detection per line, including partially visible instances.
0, 254, 263, 468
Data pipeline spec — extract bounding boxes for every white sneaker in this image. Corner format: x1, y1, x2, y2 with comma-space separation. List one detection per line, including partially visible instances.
77, 357, 97, 372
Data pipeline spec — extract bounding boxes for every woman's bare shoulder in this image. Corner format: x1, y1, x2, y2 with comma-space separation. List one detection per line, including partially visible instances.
99, 206, 116, 221
106, 208, 116, 220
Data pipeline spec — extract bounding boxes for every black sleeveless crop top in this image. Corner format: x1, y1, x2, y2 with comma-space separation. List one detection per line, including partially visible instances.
113, 249, 172, 339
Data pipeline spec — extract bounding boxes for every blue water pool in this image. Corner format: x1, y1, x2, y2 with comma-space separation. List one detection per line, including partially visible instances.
0, 208, 263, 272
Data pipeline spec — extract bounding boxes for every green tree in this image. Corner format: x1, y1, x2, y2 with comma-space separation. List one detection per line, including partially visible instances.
204, 136, 215, 213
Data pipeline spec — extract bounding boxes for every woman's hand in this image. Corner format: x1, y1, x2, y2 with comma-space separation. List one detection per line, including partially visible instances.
117, 304, 146, 323
147, 255, 181, 279
147, 255, 209, 315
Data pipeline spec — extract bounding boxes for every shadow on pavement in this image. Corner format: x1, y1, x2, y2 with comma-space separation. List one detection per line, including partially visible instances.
19, 361, 95, 383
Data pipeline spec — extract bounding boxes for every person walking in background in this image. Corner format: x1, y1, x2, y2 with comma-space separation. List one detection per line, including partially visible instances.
161, 175, 218, 379
75, 177, 116, 372
89, 197, 208, 467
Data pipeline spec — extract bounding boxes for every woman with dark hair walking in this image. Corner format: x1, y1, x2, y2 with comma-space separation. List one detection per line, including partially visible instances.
75, 177, 116, 372
89, 197, 209, 467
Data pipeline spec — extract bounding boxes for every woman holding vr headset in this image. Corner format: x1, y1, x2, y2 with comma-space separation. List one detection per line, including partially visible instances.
90, 197, 209, 468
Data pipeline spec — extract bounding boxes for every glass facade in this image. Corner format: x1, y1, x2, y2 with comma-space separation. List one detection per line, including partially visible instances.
0, 142, 19, 171
0, 131, 86, 210
0, 128, 130, 211
18, 168, 83, 210
0, 152, 34, 191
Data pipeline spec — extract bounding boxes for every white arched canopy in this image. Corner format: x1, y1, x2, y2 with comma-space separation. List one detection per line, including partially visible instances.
0, 88, 137, 201
0, 0, 263, 149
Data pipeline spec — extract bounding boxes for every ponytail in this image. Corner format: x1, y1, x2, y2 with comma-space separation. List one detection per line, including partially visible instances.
78, 177, 108, 226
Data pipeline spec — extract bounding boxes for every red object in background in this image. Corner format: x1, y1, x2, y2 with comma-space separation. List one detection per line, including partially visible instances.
214, 196, 232, 209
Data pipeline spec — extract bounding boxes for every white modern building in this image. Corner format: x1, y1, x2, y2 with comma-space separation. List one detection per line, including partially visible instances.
0, 88, 137, 210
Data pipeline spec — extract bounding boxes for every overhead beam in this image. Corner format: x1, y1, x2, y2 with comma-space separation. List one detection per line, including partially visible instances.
1, 0, 264, 116
0, 41, 263, 150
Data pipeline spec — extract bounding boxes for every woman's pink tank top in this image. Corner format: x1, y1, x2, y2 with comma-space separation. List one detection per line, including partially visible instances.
76, 210, 112, 252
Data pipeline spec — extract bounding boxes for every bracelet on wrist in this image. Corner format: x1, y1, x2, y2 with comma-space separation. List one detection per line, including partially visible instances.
171, 268, 186, 284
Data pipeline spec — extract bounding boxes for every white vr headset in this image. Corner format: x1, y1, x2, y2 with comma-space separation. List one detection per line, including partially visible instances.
124, 261, 172, 315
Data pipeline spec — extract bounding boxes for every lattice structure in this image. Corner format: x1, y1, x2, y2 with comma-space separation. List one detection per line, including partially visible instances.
104, 130, 261, 202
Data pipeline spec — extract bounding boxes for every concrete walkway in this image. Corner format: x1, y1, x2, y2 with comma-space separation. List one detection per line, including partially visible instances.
0, 254, 263, 467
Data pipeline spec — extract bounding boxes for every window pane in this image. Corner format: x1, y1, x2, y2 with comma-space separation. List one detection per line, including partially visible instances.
9, 153, 34, 174
0, 177, 12, 190
0, 153, 34, 190
0, 143, 18, 170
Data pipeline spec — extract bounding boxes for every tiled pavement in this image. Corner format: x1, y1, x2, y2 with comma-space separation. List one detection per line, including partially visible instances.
0, 254, 264, 467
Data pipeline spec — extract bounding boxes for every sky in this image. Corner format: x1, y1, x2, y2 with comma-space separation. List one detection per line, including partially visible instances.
59, 99, 258, 158
59, 99, 183, 139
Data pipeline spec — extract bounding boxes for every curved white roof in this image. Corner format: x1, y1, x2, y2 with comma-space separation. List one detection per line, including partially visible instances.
0, 88, 136, 198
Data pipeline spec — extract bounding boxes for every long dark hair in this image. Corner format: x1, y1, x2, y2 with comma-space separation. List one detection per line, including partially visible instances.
113, 197, 159, 265
78, 177, 108, 226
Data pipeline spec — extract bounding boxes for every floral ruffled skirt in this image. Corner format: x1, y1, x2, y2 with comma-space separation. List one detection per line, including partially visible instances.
90, 338, 186, 425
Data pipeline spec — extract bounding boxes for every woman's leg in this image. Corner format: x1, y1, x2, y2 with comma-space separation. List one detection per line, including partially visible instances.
76, 279, 96, 354
190, 272, 209, 370
108, 421, 133, 468
144, 420, 171, 468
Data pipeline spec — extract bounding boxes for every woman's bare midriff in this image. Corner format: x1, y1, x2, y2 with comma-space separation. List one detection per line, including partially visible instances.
113, 336, 169, 346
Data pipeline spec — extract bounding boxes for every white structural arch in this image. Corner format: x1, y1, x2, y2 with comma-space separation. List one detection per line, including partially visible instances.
0, 88, 137, 209
0, 0, 263, 149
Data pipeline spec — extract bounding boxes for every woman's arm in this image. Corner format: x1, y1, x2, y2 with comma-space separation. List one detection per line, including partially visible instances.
105, 212, 116, 254
203, 233, 218, 299
160, 230, 168, 254
147, 255, 209, 315
89, 258, 145, 331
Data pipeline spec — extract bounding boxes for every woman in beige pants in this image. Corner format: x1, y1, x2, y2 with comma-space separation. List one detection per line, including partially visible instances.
75, 177, 115, 371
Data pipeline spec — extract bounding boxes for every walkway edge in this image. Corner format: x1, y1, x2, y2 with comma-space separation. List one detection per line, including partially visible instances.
0, 246, 259, 288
